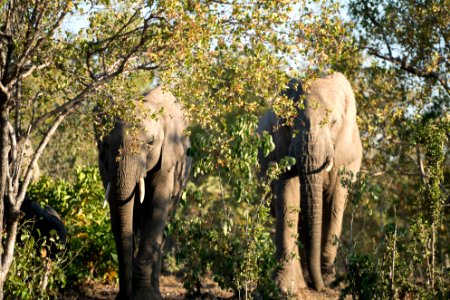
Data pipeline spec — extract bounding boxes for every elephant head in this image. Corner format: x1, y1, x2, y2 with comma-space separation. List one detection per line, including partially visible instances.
289, 72, 361, 290
96, 86, 191, 299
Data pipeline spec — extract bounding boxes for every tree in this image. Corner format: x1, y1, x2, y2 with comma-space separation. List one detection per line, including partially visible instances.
350, 0, 449, 96
340, 0, 450, 297
0, 0, 357, 296
0, 1, 167, 295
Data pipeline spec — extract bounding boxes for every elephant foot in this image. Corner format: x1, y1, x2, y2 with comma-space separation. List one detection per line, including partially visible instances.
274, 263, 307, 296
115, 290, 131, 300
322, 269, 336, 288
134, 287, 162, 300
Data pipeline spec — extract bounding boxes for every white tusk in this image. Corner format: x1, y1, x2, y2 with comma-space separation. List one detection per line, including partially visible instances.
139, 178, 145, 203
103, 182, 111, 208
325, 159, 334, 172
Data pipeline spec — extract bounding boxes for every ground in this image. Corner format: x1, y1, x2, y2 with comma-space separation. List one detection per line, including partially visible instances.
61, 275, 341, 299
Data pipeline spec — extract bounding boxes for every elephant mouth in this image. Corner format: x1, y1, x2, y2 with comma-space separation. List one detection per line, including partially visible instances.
301, 156, 334, 175
103, 177, 146, 207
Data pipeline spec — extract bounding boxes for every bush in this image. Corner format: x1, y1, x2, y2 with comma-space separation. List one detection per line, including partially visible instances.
169, 115, 283, 298
26, 166, 117, 285
5, 222, 66, 299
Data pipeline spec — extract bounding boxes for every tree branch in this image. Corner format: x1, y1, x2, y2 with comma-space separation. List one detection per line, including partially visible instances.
0, 83, 9, 99
7, 62, 51, 90
30, 83, 94, 131
367, 48, 449, 95
16, 112, 67, 210
362, 2, 393, 58
87, 8, 142, 53
416, 144, 426, 184
0, 216, 18, 281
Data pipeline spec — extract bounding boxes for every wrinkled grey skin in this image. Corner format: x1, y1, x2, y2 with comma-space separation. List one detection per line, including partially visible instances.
96, 86, 191, 300
258, 73, 362, 294
20, 195, 67, 257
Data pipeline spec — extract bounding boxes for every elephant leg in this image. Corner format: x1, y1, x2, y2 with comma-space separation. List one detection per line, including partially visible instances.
274, 175, 306, 295
133, 172, 173, 300
321, 183, 347, 286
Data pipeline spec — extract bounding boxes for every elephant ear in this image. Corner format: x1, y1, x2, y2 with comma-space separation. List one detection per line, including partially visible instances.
257, 110, 277, 179
93, 104, 114, 188
161, 107, 189, 174
97, 138, 110, 189
144, 86, 189, 178
333, 73, 362, 167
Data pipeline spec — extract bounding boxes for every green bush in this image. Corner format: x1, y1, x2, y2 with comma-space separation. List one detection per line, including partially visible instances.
339, 116, 450, 299
169, 115, 283, 298
27, 166, 117, 285
5, 222, 66, 299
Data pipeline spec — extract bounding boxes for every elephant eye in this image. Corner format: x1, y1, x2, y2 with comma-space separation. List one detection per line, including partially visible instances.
331, 120, 337, 127
147, 136, 155, 145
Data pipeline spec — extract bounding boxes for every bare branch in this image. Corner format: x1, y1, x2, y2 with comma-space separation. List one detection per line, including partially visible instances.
30, 81, 99, 130
367, 48, 450, 95
0, 217, 18, 280
0, 83, 9, 98
5, 123, 16, 201
136, 63, 159, 71
362, 2, 394, 59
8, 61, 51, 87
416, 144, 426, 184
87, 8, 142, 53
16, 112, 67, 210
12, 2, 70, 87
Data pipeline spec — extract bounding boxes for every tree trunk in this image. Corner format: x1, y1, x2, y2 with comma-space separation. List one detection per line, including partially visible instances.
0, 111, 10, 298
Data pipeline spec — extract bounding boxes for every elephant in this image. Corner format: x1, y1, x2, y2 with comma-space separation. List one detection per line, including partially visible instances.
20, 195, 67, 258
258, 72, 362, 293
96, 86, 191, 299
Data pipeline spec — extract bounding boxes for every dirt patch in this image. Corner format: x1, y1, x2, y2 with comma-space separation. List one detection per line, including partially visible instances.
297, 287, 339, 300
60, 275, 340, 299
59, 280, 117, 300
59, 275, 232, 300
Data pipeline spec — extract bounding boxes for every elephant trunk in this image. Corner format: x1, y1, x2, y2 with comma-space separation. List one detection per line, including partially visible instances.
300, 172, 324, 291
108, 155, 139, 298
299, 135, 326, 291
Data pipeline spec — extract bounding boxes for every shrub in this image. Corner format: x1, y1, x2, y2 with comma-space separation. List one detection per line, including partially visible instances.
5, 222, 66, 299
26, 166, 117, 285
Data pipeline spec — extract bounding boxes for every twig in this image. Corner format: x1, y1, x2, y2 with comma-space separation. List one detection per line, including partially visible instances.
391, 205, 397, 297
416, 144, 426, 184
16, 112, 67, 210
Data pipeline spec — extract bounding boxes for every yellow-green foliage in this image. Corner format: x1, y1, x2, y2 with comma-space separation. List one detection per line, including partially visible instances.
27, 167, 117, 284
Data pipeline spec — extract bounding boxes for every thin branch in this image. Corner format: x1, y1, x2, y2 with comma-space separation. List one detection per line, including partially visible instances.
28, 91, 41, 126
12, 2, 69, 86
362, 2, 393, 58
0, 83, 9, 98
416, 144, 426, 184
87, 8, 142, 53
30, 81, 99, 130
136, 63, 159, 71
5, 123, 17, 200
22, 0, 46, 61
15, 112, 67, 210
367, 48, 449, 95
0, 216, 18, 280
9, 62, 50, 85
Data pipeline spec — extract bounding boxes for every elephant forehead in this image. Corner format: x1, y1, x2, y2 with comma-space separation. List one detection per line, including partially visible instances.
141, 119, 163, 136
143, 87, 185, 117
308, 79, 345, 107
